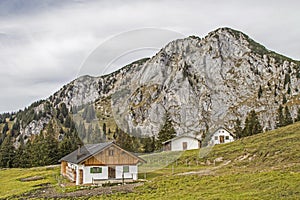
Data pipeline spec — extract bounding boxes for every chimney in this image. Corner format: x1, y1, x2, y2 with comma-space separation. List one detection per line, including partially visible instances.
77, 144, 81, 157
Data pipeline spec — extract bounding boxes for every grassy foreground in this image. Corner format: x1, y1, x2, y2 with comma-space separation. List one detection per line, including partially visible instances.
1, 123, 300, 199
0, 166, 60, 199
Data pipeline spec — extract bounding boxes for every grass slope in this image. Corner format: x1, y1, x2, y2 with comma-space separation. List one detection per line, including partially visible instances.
0, 166, 59, 199
101, 122, 300, 199
1, 123, 300, 199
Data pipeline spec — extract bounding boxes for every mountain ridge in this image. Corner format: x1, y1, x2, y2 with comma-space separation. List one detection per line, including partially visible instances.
1, 27, 300, 147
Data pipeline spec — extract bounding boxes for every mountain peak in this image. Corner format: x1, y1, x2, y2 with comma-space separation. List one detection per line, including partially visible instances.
205, 27, 244, 39
6, 27, 300, 149
203, 27, 299, 64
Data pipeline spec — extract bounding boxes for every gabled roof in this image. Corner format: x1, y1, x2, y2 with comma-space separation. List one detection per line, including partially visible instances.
212, 126, 235, 137
162, 135, 201, 144
59, 142, 145, 164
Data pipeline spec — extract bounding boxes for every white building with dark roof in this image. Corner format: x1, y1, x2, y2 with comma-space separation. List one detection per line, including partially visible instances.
59, 142, 145, 185
209, 127, 235, 146
162, 135, 201, 151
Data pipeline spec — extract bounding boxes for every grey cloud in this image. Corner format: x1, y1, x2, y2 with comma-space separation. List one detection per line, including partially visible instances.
0, 0, 300, 112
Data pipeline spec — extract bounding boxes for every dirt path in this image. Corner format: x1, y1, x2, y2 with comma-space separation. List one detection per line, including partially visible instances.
18, 182, 144, 199
176, 160, 232, 176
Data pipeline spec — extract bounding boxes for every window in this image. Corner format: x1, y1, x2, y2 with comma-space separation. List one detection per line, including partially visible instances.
109, 149, 114, 156
182, 142, 187, 150
225, 136, 229, 140
90, 167, 102, 173
123, 166, 129, 173
214, 136, 218, 140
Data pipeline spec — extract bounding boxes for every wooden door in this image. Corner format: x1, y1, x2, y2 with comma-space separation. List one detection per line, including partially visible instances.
164, 142, 171, 151
198, 140, 201, 148
182, 142, 187, 150
79, 169, 83, 184
219, 136, 225, 143
108, 166, 116, 179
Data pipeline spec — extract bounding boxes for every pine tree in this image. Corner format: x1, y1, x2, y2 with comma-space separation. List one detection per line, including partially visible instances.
243, 110, 262, 137
282, 95, 287, 104
60, 103, 68, 117
2, 122, 9, 135
115, 129, 130, 151
44, 101, 52, 115
295, 108, 300, 122
13, 137, 23, 168
58, 130, 79, 159
287, 86, 291, 94
142, 136, 156, 153
58, 136, 72, 159
102, 123, 107, 136
276, 105, 285, 128
233, 118, 243, 139
0, 133, 16, 168
22, 140, 33, 168
31, 133, 45, 166
30, 122, 59, 166
44, 130, 59, 165
284, 73, 291, 86
156, 112, 176, 150
258, 85, 263, 99
58, 113, 64, 124
64, 115, 71, 128
283, 106, 293, 126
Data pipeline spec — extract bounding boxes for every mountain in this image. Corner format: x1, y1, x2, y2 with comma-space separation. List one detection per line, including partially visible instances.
1, 27, 300, 147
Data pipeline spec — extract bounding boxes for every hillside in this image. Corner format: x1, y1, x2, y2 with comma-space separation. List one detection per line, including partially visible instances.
1, 121, 299, 199
102, 122, 300, 199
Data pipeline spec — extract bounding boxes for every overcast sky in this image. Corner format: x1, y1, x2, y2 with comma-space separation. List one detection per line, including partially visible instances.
0, 0, 299, 112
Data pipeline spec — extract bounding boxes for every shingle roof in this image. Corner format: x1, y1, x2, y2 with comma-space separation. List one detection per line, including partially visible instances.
59, 142, 113, 164
59, 142, 146, 164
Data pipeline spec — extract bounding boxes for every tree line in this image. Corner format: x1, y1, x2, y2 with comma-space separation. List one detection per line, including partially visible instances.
0, 122, 80, 168
234, 105, 300, 139
0, 107, 176, 168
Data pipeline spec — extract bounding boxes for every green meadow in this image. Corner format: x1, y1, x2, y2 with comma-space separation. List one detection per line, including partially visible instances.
1, 122, 300, 199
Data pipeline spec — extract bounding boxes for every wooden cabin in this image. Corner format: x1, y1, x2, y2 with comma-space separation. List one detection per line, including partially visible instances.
59, 142, 145, 185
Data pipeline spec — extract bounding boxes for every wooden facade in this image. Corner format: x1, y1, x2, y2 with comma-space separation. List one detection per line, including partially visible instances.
59, 142, 145, 185
66, 167, 76, 182
61, 161, 67, 176
83, 144, 140, 166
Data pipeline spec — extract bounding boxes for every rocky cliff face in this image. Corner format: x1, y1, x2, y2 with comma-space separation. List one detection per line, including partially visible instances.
19, 27, 300, 139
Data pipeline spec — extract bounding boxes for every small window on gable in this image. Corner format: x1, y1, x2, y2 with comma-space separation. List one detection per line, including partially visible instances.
109, 149, 114, 156
123, 166, 129, 173
225, 136, 229, 140
90, 167, 102, 173
214, 136, 218, 140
